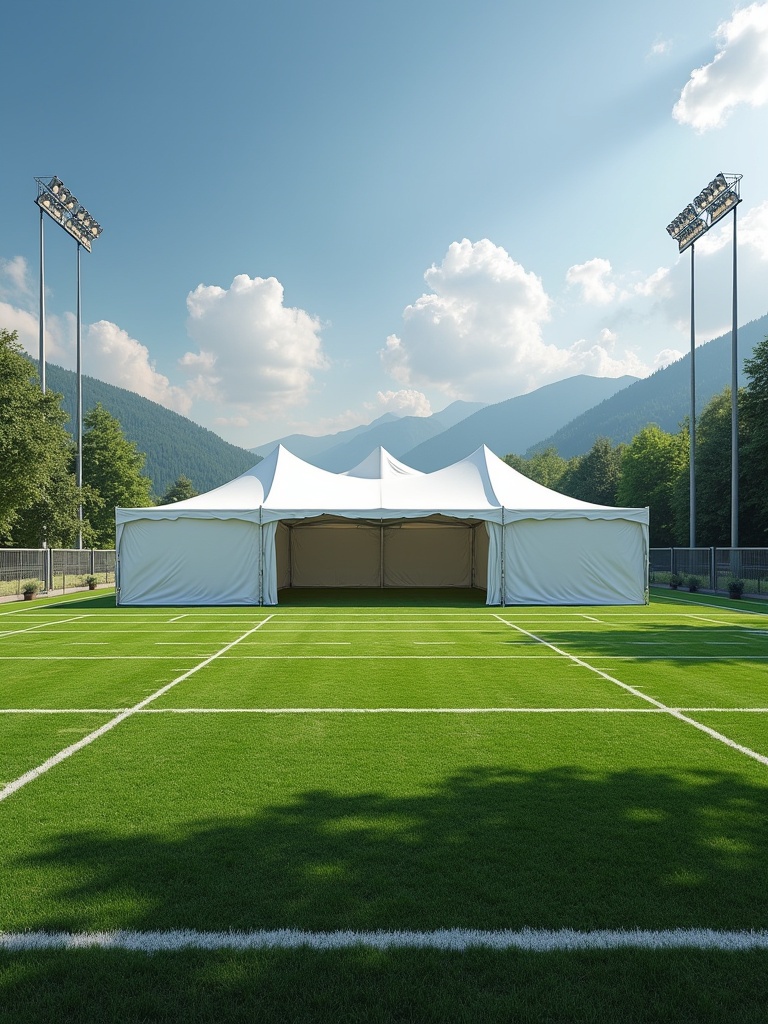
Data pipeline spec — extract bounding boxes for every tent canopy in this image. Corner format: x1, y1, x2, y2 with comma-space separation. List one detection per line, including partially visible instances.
116, 445, 649, 606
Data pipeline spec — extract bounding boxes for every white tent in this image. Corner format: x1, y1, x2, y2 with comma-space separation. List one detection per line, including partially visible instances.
115, 445, 649, 606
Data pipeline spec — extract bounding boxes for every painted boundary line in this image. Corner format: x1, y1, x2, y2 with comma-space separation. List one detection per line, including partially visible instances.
2, 928, 768, 953
494, 614, 768, 768
0, 615, 274, 804
4, 707, 768, 715
0, 614, 87, 638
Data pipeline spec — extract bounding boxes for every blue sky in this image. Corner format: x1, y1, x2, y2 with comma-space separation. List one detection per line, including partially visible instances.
2, 0, 768, 447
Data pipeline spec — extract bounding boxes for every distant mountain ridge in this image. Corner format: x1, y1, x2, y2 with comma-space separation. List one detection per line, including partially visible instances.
252, 400, 486, 469
44, 363, 259, 496
402, 375, 638, 471
529, 313, 768, 458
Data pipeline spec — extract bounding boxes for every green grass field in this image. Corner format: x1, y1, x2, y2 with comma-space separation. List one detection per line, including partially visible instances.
1, 586, 768, 1022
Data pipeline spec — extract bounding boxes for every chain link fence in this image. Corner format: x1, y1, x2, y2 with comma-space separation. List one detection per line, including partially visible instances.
649, 548, 768, 596
0, 549, 116, 597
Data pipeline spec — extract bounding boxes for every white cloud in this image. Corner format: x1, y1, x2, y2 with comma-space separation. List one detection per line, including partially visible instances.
0, 301, 38, 353
673, 3, 768, 130
376, 389, 432, 416
648, 38, 672, 57
382, 240, 649, 402
183, 274, 328, 419
566, 258, 617, 304
86, 321, 193, 414
653, 348, 685, 369
739, 200, 768, 259
0, 256, 31, 296
633, 266, 672, 298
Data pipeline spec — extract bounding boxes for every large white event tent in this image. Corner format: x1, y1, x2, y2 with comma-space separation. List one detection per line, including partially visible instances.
115, 445, 649, 606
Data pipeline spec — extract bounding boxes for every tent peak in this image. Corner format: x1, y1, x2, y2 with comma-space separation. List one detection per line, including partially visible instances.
342, 447, 424, 479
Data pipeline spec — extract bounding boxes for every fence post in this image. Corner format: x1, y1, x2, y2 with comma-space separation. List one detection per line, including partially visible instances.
710, 547, 715, 591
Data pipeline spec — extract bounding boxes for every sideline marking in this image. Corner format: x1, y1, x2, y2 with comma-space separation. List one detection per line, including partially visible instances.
0, 615, 87, 639
169, 615, 187, 622
2, 928, 767, 952
494, 614, 768, 768
0, 616, 274, 804
1, 706, 767, 715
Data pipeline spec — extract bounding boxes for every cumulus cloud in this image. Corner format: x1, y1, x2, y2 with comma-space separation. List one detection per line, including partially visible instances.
86, 321, 193, 414
376, 389, 432, 417
381, 239, 650, 401
648, 38, 672, 57
0, 256, 31, 296
183, 274, 327, 419
566, 258, 617, 304
673, 3, 768, 130
634, 266, 672, 298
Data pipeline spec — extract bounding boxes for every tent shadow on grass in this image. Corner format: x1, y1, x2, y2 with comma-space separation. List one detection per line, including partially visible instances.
7, 764, 768, 935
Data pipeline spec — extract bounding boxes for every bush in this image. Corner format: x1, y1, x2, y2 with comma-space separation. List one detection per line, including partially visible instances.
727, 578, 745, 598
22, 579, 41, 595
669, 573, 684, 589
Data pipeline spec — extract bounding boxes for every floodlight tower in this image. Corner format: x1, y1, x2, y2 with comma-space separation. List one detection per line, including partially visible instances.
35, 177, 103, 548
665, 173, 742, 548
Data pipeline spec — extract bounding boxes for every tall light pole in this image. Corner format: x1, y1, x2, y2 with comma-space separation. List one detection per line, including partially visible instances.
35, 176, 103, 548
666, 172, 741, 549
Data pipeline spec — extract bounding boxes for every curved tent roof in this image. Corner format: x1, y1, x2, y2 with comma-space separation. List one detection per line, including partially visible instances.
117, 445, 647, 527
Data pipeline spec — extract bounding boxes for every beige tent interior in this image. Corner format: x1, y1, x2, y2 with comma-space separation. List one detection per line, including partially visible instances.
115, 445, 649, 606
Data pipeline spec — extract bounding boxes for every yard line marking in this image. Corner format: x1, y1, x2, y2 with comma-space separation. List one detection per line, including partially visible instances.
0, 615, 87, 639
0, 615, 274, 805
579, 614, 602, 622
494, 614, 768, 768
0, 709, 124, 714
2, 706, 768, 715
168, 615, 187, 622
3, 928, 768, 952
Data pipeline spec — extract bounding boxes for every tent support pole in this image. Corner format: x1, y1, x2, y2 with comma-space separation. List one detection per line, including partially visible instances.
501, 508, 506, 607
258, 507, 263, 606
380, 521, 384, 588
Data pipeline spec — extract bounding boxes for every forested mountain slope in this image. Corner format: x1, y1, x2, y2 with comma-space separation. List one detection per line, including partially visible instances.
45, 363, 259, 496
529, 314, 768, 458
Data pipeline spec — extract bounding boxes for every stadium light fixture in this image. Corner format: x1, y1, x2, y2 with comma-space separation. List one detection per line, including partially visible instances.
35, 176, 104, 548
666, 172, 742, 548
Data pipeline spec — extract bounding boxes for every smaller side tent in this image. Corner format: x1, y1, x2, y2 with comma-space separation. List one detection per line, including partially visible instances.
115, 445, 648, 606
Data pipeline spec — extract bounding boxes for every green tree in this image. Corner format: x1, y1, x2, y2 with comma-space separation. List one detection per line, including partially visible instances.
503, 448, 568, 490
672, 390, 748, 546
558, 437, 625, 505
617, 424, 688, 545
741, 336, 768, 542
0, 328, 79, 545
12, 465, 102, 548
159, 475, 198, 505
82, 403, 153, 546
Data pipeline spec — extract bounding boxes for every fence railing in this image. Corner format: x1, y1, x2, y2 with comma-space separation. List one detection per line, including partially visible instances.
0, 549, 116, 597
649, 548, 768, 596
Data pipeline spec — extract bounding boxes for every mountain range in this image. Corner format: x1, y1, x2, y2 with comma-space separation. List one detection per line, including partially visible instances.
529, 312, 768, 458
251, 313, 768, 470
253, 378, 637, 472
43, 363, 259, 496
36, 311, 768, 494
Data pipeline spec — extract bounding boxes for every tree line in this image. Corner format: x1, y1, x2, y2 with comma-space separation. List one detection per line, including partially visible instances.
505, 335, 768, 547
0, 329, 197, 548
5, 323, 768, 550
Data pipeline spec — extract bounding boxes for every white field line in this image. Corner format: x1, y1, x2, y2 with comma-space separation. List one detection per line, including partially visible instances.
2, 928, 768, 952
4, 654, 768, 662
0, 615, 87, 639
653, 591, 768, 616
494, 615, 768, 768
169, 615, 187, 622
1, 707, 767, 715
0, 615, 274, 804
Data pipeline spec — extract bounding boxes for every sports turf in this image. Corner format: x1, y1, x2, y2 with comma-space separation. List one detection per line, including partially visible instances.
1, 586, 768, 1022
